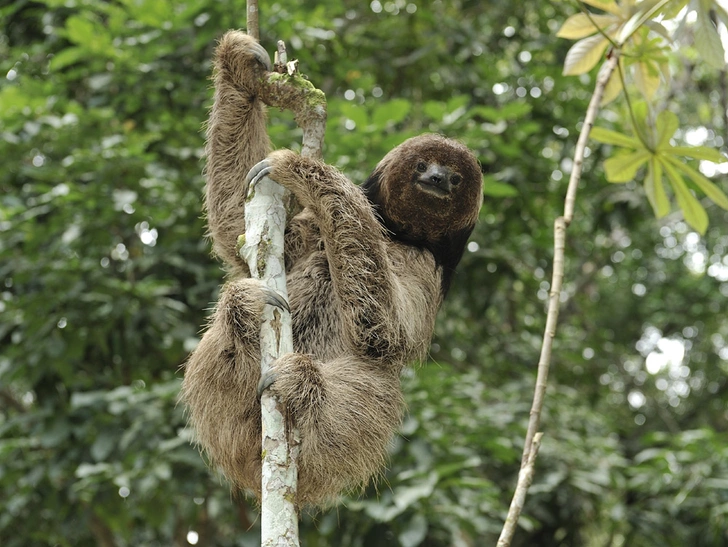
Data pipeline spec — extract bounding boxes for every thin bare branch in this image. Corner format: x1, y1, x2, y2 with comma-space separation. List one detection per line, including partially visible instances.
247, 0, 259, 40
497, 50, 620, 547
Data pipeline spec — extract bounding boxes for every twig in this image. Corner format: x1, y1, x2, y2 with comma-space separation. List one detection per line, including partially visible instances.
496, 50, 620, 547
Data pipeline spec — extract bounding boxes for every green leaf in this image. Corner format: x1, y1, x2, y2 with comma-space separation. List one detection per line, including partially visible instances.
694, 9, 726, 70
563, 34, 610, 75
497, 101, 533, 120
600, 65, 623, 104
50, 47, 85, 70
590, 126, 640, 148
125, 0, 174, 28
666, 156, 728, 210
603, 149, 651, 182
630, 100, 653, 149
615, 0, 666, 45
372, 98, 411, 127
646, 157, 670, 217
634, 59, 661, 100
670, 145, 726, 163
65, 14, 113, 55
580, 0, 622, 16
663, 159, 709, 234
423, 101, 447, 121
655, 110, 678, 149
482, 179, 518, 198
557, 13, 616, 39
339, 103, 368, 129
661, 0, 690, 19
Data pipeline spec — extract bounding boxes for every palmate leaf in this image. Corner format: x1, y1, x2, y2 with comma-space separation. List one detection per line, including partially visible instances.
590, 126, 640, 147
557, 13, 617, 39
600, 65, 623, 104
662, 158, 709, 234
655, 110, 679, 149
634, 58, 661, 100
664, 155, 728, 210
694, 4, 726, 70
603, 149, 651, 182
670, 145, 725, 162
615, 0, 668, 45
580, 0, 623, 16
645, 156, 670, 217
563, 34, 611, 75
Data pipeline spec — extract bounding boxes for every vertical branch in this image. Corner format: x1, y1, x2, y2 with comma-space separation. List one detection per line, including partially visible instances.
243, 1, 298, 545
496, 50, 620, 547
242, 176, 299, 546
241, 1, 326, 540
247, 0, 259, 40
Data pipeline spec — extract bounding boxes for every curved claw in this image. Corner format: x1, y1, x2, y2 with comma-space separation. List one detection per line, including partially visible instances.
261, 286, 290, 312
257, 368, 278, 398
244, 159, 275, 198
249, 41, 273, 72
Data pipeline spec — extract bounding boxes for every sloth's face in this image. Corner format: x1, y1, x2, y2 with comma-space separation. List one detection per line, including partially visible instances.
412, 160, 463, 198
362, 134, 483, 240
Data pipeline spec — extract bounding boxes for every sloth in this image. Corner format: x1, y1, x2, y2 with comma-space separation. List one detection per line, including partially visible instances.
180, 30, 483, 507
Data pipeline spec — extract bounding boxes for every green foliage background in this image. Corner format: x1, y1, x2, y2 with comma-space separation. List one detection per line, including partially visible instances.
1, 1, 727, 546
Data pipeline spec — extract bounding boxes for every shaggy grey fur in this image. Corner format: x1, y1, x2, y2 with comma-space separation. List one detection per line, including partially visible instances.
180, 30, 483, 507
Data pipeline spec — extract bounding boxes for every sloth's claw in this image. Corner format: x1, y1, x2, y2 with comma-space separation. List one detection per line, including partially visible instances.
248, 41, 272, 72
261, 286, 289, 312
257, 368, 278, 398
244, 159, 275, 198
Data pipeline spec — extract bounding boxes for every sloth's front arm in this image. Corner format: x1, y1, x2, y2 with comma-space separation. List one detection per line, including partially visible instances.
249, 151, 406, 362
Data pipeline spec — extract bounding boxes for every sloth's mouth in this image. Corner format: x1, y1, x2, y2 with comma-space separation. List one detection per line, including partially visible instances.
415, 180, 450, 197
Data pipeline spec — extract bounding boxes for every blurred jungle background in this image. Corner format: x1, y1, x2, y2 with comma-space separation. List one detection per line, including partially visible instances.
1, 0, 727, 545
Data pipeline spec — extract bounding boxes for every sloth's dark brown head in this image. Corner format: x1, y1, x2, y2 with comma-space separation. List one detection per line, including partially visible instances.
362, 134, 483, 293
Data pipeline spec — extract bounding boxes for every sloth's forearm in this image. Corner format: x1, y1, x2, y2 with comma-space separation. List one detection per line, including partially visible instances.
205, 33, 272, 269
270, 152, 403, 359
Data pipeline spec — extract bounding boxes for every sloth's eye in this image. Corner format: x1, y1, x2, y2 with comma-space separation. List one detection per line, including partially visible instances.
451, 174, 462, 186
416, 162, 427, 173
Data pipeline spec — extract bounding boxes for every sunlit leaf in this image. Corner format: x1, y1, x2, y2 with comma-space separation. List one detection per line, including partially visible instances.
600, 68, 623, 104
634, 59, 661, 100
372, 98, 411, 127
604, 149, 651, 182
498, 101, 533, 120
50, 46, 85, 70
663, 159, 709, 234
557, 13, 617, 39
630, 100, 653, 149
655, 110, 678, 149
645, 156, 670, 217
615, 0, 667, 44
590, 126, 640, 147
65, 14, 113, 56
644, 20, 672, 40
563, 34, 610, 75
694, 8, 726, 70
670, 145, 726, 163
665, 156, 728, 210
424, 101, 447, 121
482, 180, 519, 198
581, 0, 623, 16
661, 0, 690, 19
